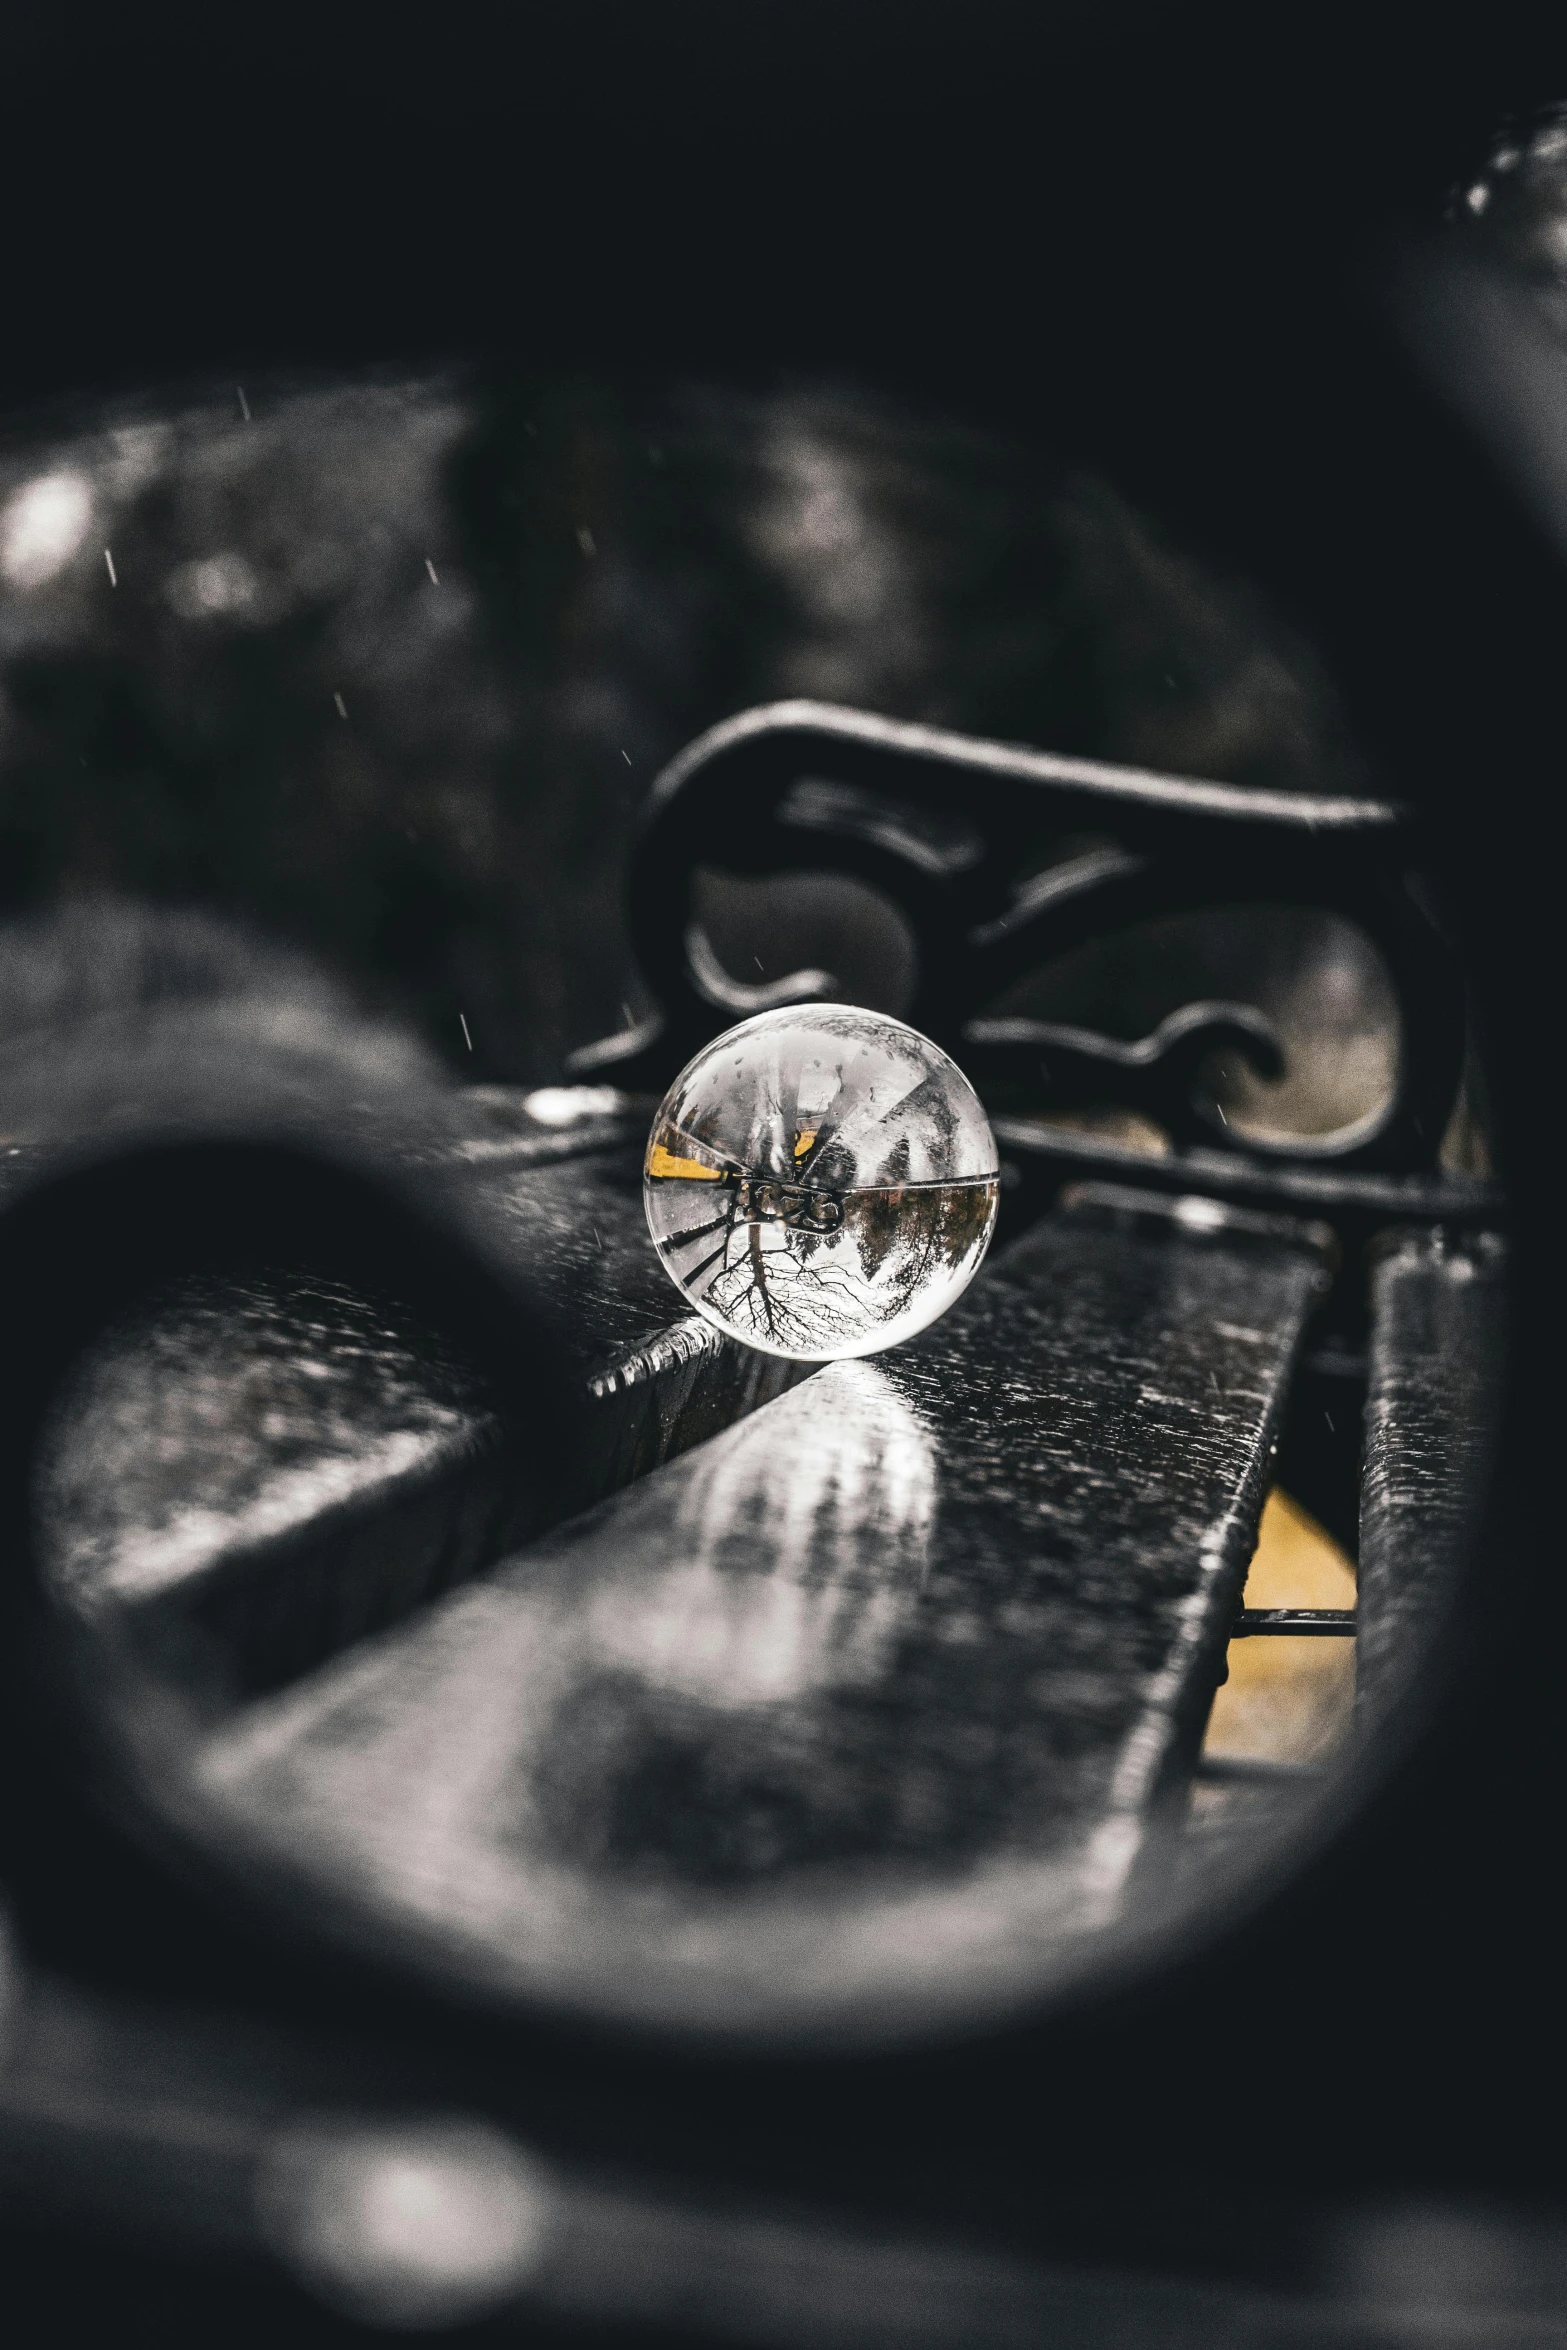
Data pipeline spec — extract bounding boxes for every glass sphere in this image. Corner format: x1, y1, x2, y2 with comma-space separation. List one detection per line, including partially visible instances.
644, 1005, 999, 1361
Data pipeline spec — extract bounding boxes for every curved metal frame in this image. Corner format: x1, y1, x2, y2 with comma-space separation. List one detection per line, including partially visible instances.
572, 700, 1468, 1177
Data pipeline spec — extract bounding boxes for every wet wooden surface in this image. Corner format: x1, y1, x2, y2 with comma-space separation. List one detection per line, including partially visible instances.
30, 1094, 810, 1698
31, 1119, 1331, 2048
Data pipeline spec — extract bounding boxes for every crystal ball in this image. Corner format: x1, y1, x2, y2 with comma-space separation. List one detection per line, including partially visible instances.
643, 1005, 999, 1361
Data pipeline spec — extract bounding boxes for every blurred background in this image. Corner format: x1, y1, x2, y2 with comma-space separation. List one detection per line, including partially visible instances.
4, 3, 1555, 1137
0, 364, 1391, 1106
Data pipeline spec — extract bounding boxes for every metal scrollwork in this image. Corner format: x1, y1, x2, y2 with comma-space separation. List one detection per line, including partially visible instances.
572, 700, 1467, 1178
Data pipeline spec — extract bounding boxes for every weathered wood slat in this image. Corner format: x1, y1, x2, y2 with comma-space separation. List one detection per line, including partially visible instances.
32, 1103, 808, 1696
1356, 1228, 1508, 1728
155, 1192, 1329, 2049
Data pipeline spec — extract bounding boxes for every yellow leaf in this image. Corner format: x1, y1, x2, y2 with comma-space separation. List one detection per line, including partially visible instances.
646, 1143, 724, 1182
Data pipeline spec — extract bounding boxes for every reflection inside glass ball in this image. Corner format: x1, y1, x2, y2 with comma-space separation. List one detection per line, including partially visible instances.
644, 1005, 1000, 1360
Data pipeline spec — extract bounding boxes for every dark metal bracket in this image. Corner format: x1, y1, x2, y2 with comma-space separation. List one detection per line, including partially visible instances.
571, 701, 1472, 1183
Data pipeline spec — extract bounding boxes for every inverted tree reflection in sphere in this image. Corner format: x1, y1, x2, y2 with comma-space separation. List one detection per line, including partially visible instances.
644, 1006, 999, 1360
